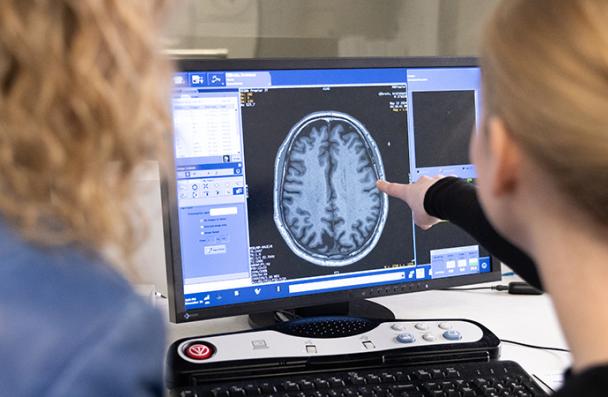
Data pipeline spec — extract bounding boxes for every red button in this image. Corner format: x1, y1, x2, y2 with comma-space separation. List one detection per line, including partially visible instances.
185, 343, 213, 360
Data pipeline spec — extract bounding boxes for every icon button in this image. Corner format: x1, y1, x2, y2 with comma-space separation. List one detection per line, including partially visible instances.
362, 341, 375, 350
190, 74, 206, 86
185, 343, 214, 360
252, 340, 268, 349
207, 72, 226, 86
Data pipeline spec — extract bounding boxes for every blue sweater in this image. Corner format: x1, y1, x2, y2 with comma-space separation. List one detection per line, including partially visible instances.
0, 223, 165, 396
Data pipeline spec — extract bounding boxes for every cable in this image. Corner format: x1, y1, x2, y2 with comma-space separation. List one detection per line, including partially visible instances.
500, 339, 570, 353
532, 374, 556, 393
441, 285, 509, 291
442, 282, 543, 295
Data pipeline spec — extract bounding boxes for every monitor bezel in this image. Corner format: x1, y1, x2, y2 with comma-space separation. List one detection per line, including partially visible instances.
162, 57, 501, 324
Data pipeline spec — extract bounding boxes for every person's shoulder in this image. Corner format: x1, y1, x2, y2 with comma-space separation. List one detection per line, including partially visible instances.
46, 295, 166, 397
0, 223, 165, 396
0, 221, 135, 317
554, 365, 608, 396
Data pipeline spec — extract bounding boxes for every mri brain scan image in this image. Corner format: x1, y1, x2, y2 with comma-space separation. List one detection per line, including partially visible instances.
274, 111, 388, 266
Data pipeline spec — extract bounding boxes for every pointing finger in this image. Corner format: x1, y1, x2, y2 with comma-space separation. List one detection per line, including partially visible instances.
376, 180, 408, 199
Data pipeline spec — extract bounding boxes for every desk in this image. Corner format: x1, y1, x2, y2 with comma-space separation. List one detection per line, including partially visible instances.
163, 275, 570, 391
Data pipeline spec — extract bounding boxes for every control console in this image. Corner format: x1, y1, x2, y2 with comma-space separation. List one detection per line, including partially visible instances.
167, 317, 500, 390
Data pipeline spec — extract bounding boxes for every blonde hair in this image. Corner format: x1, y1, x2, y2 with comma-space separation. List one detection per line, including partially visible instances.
0, 1, 172, 262
481, 0, 608, 225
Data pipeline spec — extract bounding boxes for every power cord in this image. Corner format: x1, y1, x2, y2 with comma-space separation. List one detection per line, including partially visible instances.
500, 338, 570, 353
442, 285, 509, 292
442, 281, 543, 295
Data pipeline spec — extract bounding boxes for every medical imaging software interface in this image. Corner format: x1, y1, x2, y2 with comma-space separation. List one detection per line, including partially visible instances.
171, 67, 491, 311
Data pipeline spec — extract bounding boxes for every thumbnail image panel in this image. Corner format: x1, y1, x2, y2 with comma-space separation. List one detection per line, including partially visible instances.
413, 90, 475, 168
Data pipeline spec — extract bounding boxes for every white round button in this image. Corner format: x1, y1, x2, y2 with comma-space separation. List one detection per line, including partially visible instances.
438, 322, 452, 330
422, 333, 436, 342
415, 323, 429, 331
391, 323, 406, 331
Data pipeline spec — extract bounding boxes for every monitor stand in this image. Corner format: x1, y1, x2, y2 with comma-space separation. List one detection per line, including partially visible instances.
248, 299, 395, 328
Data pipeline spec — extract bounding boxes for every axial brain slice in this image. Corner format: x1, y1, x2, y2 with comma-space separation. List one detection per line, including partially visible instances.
274, 111, 388, 266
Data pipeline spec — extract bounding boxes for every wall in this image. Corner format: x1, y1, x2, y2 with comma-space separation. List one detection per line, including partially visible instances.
164, 0, 499, 58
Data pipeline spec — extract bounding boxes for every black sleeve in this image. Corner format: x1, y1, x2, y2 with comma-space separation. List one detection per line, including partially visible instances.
555, 365, 608, 396
423, 177, 543, 290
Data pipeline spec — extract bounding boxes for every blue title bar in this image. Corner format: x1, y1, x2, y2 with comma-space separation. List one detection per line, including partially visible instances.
177, 68, 408, 89
269, 68, 407, 86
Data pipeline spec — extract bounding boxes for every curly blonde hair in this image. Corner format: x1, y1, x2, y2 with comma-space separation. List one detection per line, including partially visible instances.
0, 1, 172, 264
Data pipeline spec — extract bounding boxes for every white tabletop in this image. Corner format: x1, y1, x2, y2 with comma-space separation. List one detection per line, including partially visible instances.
161, 275, 571, 392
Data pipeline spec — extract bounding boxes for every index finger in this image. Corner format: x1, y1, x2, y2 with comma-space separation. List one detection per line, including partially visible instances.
376, 180, 408, 199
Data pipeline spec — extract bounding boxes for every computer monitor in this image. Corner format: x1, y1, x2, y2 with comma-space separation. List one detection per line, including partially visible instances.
162, 57, 501, 325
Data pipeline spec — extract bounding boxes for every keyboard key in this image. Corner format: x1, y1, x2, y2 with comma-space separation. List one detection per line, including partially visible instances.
430, 369, 444, 379
422, 382, 442, 392
380, 373, 396, 383
229, 387, 246, 397
365, 374, 381, 384
461, 387, 476, 397
281, 382, 300, 392
390, 383, 417, 393
244, 385, 261, 396
298, 381, 314, 390
260, 384, 277, 394
444, 368, 460, 378
394, 371, 411, 382
211, 388, 230, 397
348, 376, 366, 386
414, 370, 432, 381
313, 380, 329, 390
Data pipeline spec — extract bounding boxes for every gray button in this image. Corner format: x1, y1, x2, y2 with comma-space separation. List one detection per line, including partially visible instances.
396, 333, 416, 344
415, 323, 429, 331
443, 329, 462, 341
391, 323, 406, 331
306, 345, 317, 354
422, 333, 436, 342
438, 322, 452, 330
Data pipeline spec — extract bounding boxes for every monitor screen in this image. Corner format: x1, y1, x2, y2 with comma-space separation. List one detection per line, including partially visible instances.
163, 58, 499, 323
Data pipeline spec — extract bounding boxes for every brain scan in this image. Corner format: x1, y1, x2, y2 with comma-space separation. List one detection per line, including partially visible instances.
274, 111, 388, 266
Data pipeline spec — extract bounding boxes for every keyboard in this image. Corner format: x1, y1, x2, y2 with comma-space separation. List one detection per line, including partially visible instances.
173, 360, 548, 397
